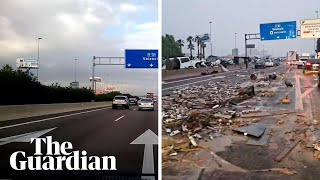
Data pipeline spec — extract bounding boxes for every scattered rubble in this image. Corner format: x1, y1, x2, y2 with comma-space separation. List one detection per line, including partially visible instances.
162, 72, 283, 154
162, 70, 320, 177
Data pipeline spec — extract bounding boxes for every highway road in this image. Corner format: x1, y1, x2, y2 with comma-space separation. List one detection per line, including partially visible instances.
162, 63, 320, 179
162, 63, 319, 122
0, 104, 158, 179
162, 64, 289, 96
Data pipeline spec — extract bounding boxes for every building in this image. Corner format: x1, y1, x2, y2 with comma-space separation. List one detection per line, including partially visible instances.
232, 48, 239, 57
95, 82, 105, 94
70, 82, 79, 89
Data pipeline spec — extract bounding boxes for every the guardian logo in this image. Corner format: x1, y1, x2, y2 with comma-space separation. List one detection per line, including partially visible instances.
10, 136, 117, 170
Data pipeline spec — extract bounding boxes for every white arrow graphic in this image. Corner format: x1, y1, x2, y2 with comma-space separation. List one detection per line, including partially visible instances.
0, 127, 56, 146
130, 129, 158, 180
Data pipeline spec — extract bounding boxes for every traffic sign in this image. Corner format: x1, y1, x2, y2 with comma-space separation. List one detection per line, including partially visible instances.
260, 21, 296, 41
125, 49, 158, 69
300, 19, 320, 38
201, 34, 210, 42
246, 44, 255, 48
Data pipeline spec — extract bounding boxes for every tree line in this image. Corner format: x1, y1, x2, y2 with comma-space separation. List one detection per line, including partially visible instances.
0, 65, 135, 105
162, 34, 207, 59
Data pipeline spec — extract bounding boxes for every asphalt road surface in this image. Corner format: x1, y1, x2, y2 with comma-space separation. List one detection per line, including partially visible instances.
162, 64, 289, 96
0, 104, 158, 179
163, 63, 319, 120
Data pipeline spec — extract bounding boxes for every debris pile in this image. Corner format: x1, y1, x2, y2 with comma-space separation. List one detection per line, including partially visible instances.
162, 76, 278, 155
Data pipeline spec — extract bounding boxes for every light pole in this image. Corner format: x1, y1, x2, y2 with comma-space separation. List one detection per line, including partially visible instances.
234, 33, 237, 49
74, 58, 78, 82
37, 37, 42, 81
316, 11, 319, 58
210, 21, 213, 56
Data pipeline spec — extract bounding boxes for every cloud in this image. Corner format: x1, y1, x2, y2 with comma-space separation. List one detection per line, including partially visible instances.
120, 3, 139, 13
0, 0, 158, 96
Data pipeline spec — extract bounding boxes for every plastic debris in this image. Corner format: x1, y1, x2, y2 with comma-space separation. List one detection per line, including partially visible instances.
170, 130, 180, 136
188, 136, 198, 147
282, 96, 290, 104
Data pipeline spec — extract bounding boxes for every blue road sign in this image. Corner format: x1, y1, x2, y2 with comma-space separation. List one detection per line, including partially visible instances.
125, 49, 158, 69
260, 21, 296, 41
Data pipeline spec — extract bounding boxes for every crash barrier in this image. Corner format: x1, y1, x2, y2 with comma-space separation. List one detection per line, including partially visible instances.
0, 102, 112, 121
162, 67, 220, 80
162, 64, 246, 80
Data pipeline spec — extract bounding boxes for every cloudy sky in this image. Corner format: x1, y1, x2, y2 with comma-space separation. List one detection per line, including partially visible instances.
163, 0, 319, 57
0, 0, 158, 96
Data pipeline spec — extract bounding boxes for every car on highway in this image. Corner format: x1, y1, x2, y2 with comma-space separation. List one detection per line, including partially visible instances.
112, 95, 130, 109
297, 57, 308, 69
129, 98, 138, 105
272, 59, 280, 66
168, 57, 203, 69
255, 59, 266, 69
303, 59, 320, 75
265, 59, 274, 67
138, 98, 155, 111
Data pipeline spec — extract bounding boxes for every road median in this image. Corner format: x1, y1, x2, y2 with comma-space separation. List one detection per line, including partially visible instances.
0, 102, 112, 122
162, 64, 245, 81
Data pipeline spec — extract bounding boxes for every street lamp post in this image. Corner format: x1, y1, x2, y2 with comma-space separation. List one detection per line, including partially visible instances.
210, 21, 213, 56
316, 11, 319, 58
235, 33, 237, 49
37, 37, 42, 81
74, 58, 78, 82
313, 11, 319, 57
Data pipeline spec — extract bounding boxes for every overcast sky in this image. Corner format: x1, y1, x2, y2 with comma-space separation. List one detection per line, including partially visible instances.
162, 0, 319, 57
0, 0, 158, 96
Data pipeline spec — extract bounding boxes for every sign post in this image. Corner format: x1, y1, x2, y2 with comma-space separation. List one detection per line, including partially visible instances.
260, 21, 297, 41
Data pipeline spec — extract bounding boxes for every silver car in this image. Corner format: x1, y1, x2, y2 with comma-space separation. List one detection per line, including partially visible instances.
112, 95, 129, 109
138, 98, 155, 111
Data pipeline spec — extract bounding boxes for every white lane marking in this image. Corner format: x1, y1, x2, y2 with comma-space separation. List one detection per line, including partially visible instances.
301, 83, 318, 99
114, 115, 125, 122
162, 76, 226, 91
279, 66, 292, 82
295, 75, 303, 110
0, 127, 56, 146
0, 107, 110, 130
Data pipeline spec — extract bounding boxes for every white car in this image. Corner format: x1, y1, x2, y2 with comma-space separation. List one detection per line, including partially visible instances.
138, 98, 155, 111
112, 95, 129, 109
265, 59, 274, 67
170, 57, 203, 69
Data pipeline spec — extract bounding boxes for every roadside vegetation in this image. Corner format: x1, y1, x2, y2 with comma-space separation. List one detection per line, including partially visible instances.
0, 65, 136, 105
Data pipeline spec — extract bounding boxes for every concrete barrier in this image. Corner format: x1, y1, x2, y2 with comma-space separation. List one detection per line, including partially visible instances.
162, 67, 220, 80
162, 65, 243, 81
0, 102, 112, 121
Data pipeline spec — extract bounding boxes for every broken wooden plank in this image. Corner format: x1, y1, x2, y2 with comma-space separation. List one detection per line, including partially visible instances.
275, 138, 301, 162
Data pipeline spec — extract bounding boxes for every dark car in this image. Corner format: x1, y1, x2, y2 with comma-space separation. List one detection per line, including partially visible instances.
255, 60, 266, 69
272, 59, 280, 66
303, 59, 320, 75
129, 98, 138, 105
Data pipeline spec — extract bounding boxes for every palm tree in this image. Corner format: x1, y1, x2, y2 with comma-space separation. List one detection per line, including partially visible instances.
176, 39, 184, 52
187, 36, 194, 59
194, 36, 201, 59
1, 64, 13, 72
